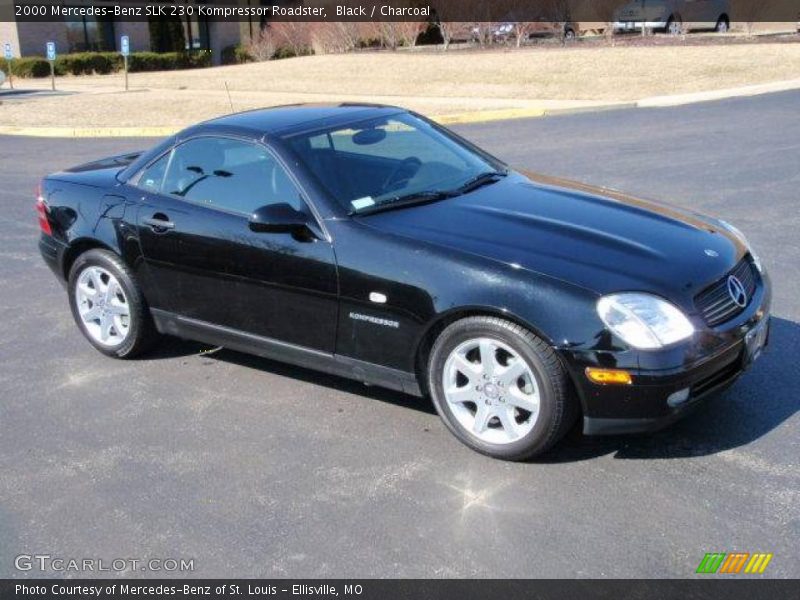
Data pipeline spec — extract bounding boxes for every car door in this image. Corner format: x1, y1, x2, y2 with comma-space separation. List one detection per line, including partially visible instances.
130, 135, 338, 353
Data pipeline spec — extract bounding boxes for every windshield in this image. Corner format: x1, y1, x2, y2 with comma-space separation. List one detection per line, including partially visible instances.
284, 112, 505, 214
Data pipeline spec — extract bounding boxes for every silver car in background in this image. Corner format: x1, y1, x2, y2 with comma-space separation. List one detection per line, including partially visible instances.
614, 0, 731, 34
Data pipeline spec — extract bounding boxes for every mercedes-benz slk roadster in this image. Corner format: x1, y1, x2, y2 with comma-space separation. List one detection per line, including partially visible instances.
37, 104, 770, 460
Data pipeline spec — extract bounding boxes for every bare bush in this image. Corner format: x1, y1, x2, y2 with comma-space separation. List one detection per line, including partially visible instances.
309, 22, 361, 54
244, 28, 276, 62
430, 0, 471, 49
378, 21, 400, 50
509, 22, 537, 47
270, 21, 313, 57
395, 21, 425, 48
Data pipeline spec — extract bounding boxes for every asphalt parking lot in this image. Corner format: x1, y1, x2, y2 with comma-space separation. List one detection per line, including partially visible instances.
1, 91, 798, 578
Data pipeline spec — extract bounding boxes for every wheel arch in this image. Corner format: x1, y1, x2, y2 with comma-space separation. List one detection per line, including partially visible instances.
62, 238, 117, 281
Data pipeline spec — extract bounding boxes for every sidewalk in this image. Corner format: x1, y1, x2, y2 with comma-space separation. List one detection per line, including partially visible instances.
2, 41, 799, 136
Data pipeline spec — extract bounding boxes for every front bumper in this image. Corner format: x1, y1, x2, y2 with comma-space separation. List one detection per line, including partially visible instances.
582, 321, 768, 434
572, 274, 771, 436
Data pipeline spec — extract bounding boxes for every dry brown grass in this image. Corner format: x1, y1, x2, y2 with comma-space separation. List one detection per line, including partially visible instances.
3, 42, 800, 128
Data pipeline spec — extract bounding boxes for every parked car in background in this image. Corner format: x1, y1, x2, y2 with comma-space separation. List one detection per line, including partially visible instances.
614, 0, 730, 34
474, 21, 585, 43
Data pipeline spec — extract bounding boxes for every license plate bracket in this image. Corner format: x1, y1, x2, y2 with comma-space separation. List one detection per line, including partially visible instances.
743, 317, 770, 368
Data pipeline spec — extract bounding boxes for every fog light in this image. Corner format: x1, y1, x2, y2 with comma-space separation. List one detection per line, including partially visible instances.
585, 368, 632, 385
667, 387, 690, 407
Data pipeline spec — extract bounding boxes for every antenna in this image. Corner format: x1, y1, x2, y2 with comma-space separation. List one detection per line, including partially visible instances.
224, 81, 234, 113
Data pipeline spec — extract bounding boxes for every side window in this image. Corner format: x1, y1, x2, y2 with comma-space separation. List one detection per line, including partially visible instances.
137, 153, 170, 192
308, 134, 331, 150
161, 137, 306, 215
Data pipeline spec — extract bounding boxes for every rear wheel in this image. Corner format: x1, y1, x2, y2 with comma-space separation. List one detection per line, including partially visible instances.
68, 249, 159, 358
427, 316, 576, 461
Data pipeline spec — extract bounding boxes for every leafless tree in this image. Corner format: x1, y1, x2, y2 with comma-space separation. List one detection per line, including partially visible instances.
309, 22, 361, 54
508, 22, 536, 47
270, 21, 313, 57
544, 0, 575, 43
244, 27, 276, 62
378, 21, 400, 50
395, 21, 425, 48
430, 0, 471, 50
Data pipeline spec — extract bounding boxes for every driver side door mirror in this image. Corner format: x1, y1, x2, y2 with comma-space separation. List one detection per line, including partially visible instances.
248, 203, 318, 240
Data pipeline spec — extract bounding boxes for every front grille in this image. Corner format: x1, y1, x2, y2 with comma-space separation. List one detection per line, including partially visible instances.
695, 257, 758, 327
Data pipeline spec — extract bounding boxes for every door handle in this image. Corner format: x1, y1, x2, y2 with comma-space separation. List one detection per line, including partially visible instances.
143, 215, 175, 232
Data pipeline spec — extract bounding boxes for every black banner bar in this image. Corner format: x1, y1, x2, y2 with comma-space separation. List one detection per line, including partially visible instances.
3, 0, 800, 23
1, 579, 799, 600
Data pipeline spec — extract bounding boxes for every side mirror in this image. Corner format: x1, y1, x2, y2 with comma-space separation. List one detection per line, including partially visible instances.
248, 203, 313, 237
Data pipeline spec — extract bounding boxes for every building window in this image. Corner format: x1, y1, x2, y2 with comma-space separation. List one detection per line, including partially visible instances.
65, 16, 115, 52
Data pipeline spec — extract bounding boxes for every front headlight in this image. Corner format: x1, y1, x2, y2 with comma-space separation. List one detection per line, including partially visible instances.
719, 219, 763, 273
597, 293, 695, 350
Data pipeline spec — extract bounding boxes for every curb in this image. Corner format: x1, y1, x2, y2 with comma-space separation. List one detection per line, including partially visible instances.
543, 103, 636, 117
0, 110, 552, 137
0, 107, 601, 137
637, 78, 800, 108
2, 78, 799, 137
432, 108, 547, 125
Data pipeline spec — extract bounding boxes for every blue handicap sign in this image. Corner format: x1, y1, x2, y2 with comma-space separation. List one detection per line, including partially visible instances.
3, 43, 12, 60
121, 35, 130, 56
46, 41, 56, 61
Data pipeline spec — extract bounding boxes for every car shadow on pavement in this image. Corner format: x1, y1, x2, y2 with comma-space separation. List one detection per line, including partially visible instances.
145, 317, 798, 460
538, 316, 800, 463
147, 336, 438, 415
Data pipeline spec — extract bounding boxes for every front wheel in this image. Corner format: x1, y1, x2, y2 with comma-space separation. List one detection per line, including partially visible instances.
427, 316, 577, 461
715, 18, 729, 33
68, 249, 159, 358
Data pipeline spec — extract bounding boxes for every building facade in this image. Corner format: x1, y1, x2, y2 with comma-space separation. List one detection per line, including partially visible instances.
0, 7, 254, 65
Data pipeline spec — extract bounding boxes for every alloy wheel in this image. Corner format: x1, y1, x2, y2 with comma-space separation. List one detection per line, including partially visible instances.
442, 337, 541, 445
74, 266, 131, 346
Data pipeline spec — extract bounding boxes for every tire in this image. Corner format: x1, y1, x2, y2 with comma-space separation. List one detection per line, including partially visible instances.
427, 316, 577, 461
715, 17, 729, 33
564, 28, 576, 40
67, 248, 159, 358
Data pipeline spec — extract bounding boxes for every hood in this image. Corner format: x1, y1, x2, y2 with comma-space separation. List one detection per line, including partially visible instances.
359, 171, 745, 311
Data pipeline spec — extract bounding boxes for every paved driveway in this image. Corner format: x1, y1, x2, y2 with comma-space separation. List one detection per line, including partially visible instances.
0, 91, 797, 578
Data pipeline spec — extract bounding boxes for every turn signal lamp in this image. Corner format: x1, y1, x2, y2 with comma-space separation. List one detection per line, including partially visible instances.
585, 368, 633, 385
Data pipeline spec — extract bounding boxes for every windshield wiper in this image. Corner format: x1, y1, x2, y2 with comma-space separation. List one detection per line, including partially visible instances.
350, 190, 453, 216
452, 170, 508, 195
349, 169, 508, 216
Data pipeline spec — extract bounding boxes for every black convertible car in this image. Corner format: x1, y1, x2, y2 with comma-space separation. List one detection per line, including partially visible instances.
37, 104, 770, 460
